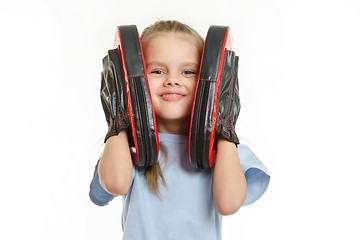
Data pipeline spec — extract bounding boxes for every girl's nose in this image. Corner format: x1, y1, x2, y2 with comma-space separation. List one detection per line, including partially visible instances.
164, 75, 181, 87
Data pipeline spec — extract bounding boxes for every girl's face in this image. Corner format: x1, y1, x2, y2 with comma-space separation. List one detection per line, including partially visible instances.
144, 32, 201, 134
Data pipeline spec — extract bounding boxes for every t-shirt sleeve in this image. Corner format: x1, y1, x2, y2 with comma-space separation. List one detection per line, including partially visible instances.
89, 159, 116, 206
237, 144, 270, 206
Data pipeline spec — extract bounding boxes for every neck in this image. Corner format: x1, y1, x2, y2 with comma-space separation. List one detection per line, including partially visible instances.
156, 117, 190, 135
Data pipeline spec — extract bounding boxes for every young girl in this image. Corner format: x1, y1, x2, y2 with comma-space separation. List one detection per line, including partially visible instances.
90, 20, 270, 240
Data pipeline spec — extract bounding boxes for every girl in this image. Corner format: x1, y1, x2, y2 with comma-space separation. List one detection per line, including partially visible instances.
90, 20, 270, 240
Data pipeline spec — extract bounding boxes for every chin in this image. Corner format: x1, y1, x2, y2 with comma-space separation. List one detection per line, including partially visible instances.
156, 112, 191, 122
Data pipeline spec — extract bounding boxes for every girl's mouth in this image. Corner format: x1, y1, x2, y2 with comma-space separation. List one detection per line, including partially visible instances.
160, 93, 185, 101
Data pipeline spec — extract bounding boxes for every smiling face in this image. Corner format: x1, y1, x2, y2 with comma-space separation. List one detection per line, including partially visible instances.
143, 32, 201, 134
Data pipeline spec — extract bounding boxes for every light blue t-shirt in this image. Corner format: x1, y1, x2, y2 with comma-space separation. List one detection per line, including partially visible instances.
89, 133, 270, 240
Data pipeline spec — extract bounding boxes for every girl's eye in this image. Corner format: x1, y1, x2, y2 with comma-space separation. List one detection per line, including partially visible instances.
150, 70, 165, 75
183, 70, 197, 75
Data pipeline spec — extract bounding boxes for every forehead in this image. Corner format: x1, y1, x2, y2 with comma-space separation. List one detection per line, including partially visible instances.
144, 32, 197, 46
143, 32, 200, 63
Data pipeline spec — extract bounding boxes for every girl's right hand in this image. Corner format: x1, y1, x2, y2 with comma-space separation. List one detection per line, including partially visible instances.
100, 50, 130, 142
101, 26, 159, 167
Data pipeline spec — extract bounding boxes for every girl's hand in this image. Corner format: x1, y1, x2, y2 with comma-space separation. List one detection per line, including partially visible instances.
101, 25, 159, 167
189, 26, 240, 169
100, 50, 131, 142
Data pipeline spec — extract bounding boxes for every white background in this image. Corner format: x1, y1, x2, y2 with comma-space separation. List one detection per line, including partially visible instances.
1, 0, 359, 239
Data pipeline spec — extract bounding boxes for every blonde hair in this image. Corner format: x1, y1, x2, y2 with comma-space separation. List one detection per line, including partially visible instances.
141, 20, 204, 56
141, 20, 204, 194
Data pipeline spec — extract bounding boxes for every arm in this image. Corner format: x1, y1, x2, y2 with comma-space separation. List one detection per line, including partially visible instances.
98, 131, 133, 195
213, 136, 247, 216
